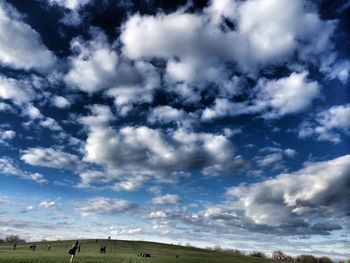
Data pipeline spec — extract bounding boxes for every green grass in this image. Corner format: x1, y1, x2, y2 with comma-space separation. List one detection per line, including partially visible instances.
0, 239, 282, 263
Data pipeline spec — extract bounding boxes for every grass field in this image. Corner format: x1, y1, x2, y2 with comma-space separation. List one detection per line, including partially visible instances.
0, 239, 283, 263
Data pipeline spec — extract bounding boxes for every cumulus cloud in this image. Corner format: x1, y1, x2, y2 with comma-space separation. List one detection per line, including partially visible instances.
284, 148, 297, 158
0, 76, 62, 130
76, 104, 245, 190
0, 129, 15, 146
221, 155, 350, 234
83, 125, 243, 177
51, 96, 71, 109
0, 102, 12, 112
151, 194, 180, 205
65, 29, 159, 114
0, 75, 36, 105
253, 71, 320, 119
79, 104, 116, 127
0, 1, 56, 71
64, 30, 120, 94
202, 71, 319, 120
298, 104, 350, 144
120, 0, 334, 107
45, 0, 91, 11
253, 146, 297, 170
202, 99, 247, 120
321, 59, 350, 84
24, 104, 44, 120
39, 117, 63, 131
256, 152, 283, 168
147, 105, 198, 128
0, 130, 15, 140
76, 170, 107, 189
21, 147, 81, 171
0, 157, 47, 184
74, 197, 138, 216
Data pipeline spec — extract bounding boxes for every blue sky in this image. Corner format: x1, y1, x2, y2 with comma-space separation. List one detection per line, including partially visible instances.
0, 0, 350, 259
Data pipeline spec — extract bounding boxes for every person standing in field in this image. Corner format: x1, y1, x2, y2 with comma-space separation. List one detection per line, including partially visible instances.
68, 241, 79, 263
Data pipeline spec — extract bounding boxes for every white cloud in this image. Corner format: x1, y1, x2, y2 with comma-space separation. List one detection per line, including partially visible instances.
202, 99, 247, 120
121, 0, 335, 93
45, 0, 91, 11
60, 10, 82, 26
254, 147, 297, 170
21, 205, 34, 213
77, 170, 108, 189
77, 105, 245, 190
0, 102, 12, 112
39, 117, 63, 131
202, 71, 319, 120
79, 104, 115, 127
299, 104, 350, 144
237, 0, 334, 69
107, 226, 142, 236
224, 155, 350, 233
0, 75, 35, 105
315, 104, 350, 131
321, 59, 350, 84
51, 96, 71, 109
83, 125, 243, 178
149, 211, 167, 218
254, 71, 320, 119
0, 157, 47, 184
38, 200, 56, 209
147, 105, 197, 128
0, 1, 56, 71
256, 152, 283, 167
21, 147, 81, 171
74, 197, 138, 216
105, 60, 159, 115
24, 104, 44, 120
0, 130, 15, 140
77, 167, 149, 192
284, 148, 297, 158
65, 30, 159, 114
111, 176, 146, 192
151, 194, 180, 205
65, 30, 120, 94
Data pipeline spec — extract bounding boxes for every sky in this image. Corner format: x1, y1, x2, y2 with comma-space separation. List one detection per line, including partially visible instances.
0, 0, 350, 259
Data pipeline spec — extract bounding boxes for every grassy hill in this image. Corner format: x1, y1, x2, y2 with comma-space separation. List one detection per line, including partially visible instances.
0, 239, 282, 263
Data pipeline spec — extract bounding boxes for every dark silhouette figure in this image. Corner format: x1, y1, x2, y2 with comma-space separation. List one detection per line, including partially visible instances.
29, 243, 36, 251
48, 243, 51, 250
68, 241, 79, 263
13, 243, 17, 251
99, 245, 106, 254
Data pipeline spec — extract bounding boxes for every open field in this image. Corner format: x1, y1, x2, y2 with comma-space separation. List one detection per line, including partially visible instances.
0, 239, 283, 263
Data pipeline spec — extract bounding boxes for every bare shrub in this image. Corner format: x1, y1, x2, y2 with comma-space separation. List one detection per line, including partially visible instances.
5, 235, 25, 243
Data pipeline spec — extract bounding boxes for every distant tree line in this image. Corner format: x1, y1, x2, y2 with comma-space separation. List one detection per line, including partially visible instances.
208, 247, 336, 263
0, 235, 26, 243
